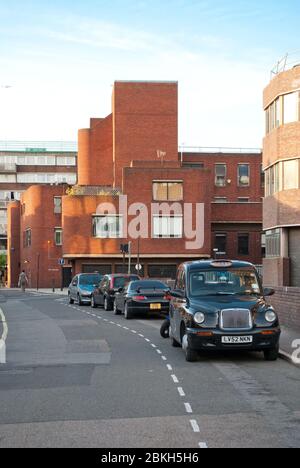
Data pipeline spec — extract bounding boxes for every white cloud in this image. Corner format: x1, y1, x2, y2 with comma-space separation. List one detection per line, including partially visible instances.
0, 14, 270, 147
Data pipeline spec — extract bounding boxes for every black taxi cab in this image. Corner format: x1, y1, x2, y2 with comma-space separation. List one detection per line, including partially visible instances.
169, 260, 280, 362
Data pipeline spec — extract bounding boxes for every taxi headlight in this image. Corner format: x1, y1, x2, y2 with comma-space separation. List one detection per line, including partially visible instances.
265, 310, 277, 323
194, 312, 205, 324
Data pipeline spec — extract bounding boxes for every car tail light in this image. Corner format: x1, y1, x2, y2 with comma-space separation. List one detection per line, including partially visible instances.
133, 295, 147, 301
164, 293, 172, 301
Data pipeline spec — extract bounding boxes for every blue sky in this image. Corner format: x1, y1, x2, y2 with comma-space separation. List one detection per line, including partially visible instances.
0, 0, 299, 146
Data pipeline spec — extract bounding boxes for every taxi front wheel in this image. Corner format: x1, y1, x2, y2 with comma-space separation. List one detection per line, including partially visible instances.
182, 334, 198, 362
264, 346, 279, 361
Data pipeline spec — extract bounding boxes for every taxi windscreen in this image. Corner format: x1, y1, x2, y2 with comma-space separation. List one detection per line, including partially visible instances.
189, 269, 262, 297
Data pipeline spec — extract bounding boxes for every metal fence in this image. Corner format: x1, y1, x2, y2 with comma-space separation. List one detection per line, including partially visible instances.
0, 141, 77, 153
180, 146, 262, 154
271, 51, 300, 78
66, 186, 122, 196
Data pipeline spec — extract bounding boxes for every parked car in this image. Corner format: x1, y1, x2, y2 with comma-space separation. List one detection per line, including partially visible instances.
169, 260, 281, 362
114, 280, 170, 319
68, 273, 103, 306
91, 274, 140, 311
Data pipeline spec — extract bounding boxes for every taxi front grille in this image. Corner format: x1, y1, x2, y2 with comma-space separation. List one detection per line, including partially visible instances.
220, 309, 252, 330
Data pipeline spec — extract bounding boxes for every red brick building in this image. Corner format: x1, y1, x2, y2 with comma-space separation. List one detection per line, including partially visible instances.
7, 81, 263, 288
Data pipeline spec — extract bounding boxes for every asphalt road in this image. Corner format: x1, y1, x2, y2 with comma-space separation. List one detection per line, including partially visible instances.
0, 289, 299, 448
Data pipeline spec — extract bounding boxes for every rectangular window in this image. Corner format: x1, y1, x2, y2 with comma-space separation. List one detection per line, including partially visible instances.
265, 229, 281, 258
265, 169, 270, 197
17, 173, 77, 184
214, 233, 227, 254
214, 197, 228, 203
238, 164, 250, 187
153, 181, 183, 201
24, 229, 32, 247
54, 228, 63, 246
153, 215, 183, 238
238, 233, 249, 256
261, 164, 265, 188
265, 107, 270, 135
92, 215, 123, 238
54, 197, 62, 214
283, 92, 298, 124
283, 159, 299, 190
275, 97, 281, 127
238, 198, 250, 203
215, 164, 226, 187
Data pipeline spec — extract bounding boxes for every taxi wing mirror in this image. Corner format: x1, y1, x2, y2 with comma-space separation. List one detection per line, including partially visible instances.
170, 290, 186, 299
263, 287, 275, 297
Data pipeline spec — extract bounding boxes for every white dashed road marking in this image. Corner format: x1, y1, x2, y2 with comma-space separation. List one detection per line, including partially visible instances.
62, 303, 208, 448
184, 403, 193, 414
199, 442, 208, 449
190, 420, 200, 433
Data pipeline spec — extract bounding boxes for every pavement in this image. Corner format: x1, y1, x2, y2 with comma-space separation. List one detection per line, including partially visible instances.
279, 326, 300, 366
0, 289, 299, 448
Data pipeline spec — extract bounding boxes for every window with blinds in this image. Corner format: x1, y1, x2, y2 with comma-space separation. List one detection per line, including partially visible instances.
152, 215, 183, 238
153, 181, 183, 201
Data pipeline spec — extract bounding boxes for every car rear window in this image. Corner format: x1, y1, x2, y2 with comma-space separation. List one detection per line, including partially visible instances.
79, 274, 102, 285
113, 276, 139, 289
130, 281, 167, 291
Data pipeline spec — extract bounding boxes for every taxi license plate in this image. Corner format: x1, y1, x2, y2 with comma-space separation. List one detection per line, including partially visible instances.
150, 304, 161, 310
222, 336, 253, 344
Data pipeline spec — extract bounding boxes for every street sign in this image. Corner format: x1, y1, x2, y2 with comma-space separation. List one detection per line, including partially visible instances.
135, 264, 143, 271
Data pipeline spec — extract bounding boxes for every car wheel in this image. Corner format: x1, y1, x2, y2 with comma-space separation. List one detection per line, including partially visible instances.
171, 337, 180, 347
113, 301, 120, 315
91, 295, 98, 309
104, 296, 112, 311
182, 333, 198, 362
264, 346, 279, 361
77, 294, 83, 306
68, 293, 74, 304
124, 303, 132, 320
160, 319, 170, 338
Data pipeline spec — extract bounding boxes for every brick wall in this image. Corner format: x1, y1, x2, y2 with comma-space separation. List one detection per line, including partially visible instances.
267, 287, 300, 330
113, 81, 178, 187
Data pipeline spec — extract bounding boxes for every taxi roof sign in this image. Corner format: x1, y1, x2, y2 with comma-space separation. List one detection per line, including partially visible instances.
210, 260, 233, 268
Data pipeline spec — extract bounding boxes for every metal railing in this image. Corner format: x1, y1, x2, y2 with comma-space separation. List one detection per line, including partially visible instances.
179, 146, 262, 154
271, 51, 300, 78
0, 141, 77, 153
66, 185, 122, 196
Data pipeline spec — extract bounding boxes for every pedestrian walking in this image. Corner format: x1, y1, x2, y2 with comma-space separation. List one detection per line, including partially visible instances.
18, 270, 28, 292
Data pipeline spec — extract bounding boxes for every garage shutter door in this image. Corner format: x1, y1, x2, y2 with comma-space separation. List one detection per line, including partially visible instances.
82, 264, 112, 275
289, 228, 300, 287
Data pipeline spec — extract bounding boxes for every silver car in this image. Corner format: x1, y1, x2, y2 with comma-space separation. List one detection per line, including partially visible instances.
68, 273, 103, 306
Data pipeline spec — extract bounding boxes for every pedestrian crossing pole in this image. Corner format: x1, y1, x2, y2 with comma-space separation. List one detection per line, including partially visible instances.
128, 241, 132, 275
